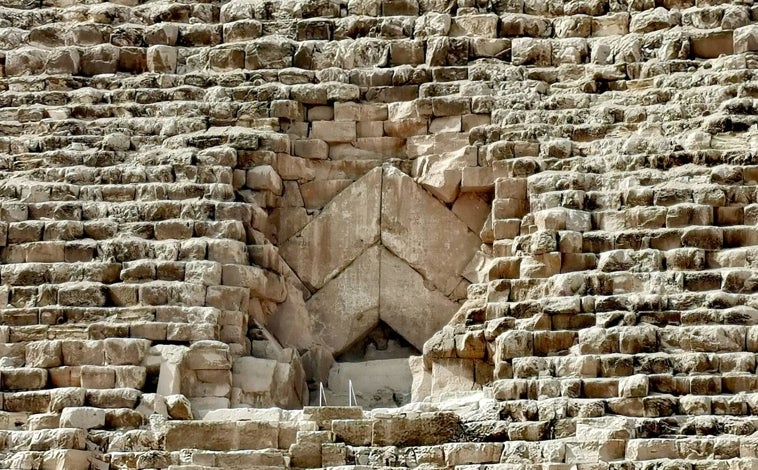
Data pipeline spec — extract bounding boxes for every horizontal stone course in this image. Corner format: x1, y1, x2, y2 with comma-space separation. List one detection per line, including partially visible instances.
0, 0, 757, 467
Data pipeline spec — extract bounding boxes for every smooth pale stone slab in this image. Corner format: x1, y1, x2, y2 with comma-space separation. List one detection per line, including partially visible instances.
281, 167, 381, 291
203, 407, 283, 422
305, 245, 381, 355
327, 357, 412, 405
381, 166, 480, 295
379, 247, 459, 350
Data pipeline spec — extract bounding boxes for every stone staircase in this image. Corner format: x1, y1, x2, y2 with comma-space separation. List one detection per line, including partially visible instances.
1, 0, 758, 467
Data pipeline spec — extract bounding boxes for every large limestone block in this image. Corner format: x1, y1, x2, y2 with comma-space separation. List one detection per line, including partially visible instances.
289, 430, 332, 468
81, 44, 119, 75
204, 407, 282, 422
186, 341, 231, 370
379, 248, 458, 350
60, 407, 105, 430
444, 442, 503, 466
327, 358, 412, 405
300, 179, 353, 210
734, 25, 758, 53
305, 246, 380, 355
691, 30, 733, 58
26, 340, 62, 368
372, 411, 461, 446
381, 167, 480, 295
414, 146, 478, 203
431, 358, 479, 395
452, 193, 491, 234
269, 282, 316, 351
146, 45, 176, 73
409, 355, 432, 402
232, 357, 277, 398
5, 48, 48, 76
153, 345, 187, 396
165, 394, 193, 420
246, 165, 283, 194
450, 14, 499, 38
512, 38, 551, 66
165, 421, 238, 451
281, 167, 381, 291
40, 449, 91, 470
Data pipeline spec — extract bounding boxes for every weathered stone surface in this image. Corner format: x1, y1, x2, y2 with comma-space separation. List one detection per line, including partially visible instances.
305, 246, 380, 355
0, 0, 757, 466
165, 394, 193, 420
379, 248, 458, 350
734, 25, 758, 53
372, 412, 461, 446
328, 358, 412, 407
382, 167, 480, 295
60, 407, 105, 430
281, 167, 381, 291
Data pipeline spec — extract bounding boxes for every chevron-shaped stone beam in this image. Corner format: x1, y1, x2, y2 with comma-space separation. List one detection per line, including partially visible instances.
280, 166, 481, 354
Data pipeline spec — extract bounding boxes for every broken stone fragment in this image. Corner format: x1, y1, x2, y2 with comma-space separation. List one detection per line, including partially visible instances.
165, 394, 193, 420
60, 407, 105, 430
734, 25, 758, 53
146, 45, 177, 73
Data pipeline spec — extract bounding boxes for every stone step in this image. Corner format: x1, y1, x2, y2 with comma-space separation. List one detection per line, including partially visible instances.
491, 388, 758, 419
0, 66, 744, 111
0, 307, 221, 342
482, 307, 758, 330
2, 166, 236, 187
185, 448, 287, 469
0, 367, 148, 394
2, 388, 144, 414
500, 369, 758, 397
0, 428, 88, 451
0, 182, 237, 203
109, 450, 173, 469
480, 281, 758, 311
495, 352, 758, 378
488, 250, 758, 280
1, 233, 251, 262
0, 204, 253, 228
485, 267, 758, 297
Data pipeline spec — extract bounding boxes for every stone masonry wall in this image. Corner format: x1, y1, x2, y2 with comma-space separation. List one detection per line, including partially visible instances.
1, 0, 758, 468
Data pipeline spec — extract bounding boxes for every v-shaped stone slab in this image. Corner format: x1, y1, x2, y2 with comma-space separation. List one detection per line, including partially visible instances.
281, 166, 481, 354
304, 245, 459, 355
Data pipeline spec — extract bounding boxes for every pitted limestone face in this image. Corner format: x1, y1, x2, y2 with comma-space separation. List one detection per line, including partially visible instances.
1, 0, 758, 467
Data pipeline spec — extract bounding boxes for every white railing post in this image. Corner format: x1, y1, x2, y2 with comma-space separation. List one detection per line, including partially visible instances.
319, 382, 328, 407
348, 380, 358, 407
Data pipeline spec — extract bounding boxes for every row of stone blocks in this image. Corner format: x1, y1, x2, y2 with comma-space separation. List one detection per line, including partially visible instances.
0, 320, 219, 348
489, 372, 758, 397
0, 199, 255, 223
4, 64, 746, 123
487, 252, 758, 280
496, 181, 758, 217
0, 255, 279, 284
0, 56, 749, 107
6, 409, 754, 468
2, 3, 757, 36
480, 272, 758, 306
3, 0, 756, 18
4, 25, 757, 79
495, 226, 758, 256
